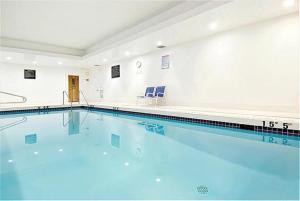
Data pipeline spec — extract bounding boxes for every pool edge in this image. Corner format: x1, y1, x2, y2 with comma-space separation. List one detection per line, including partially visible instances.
0, 105, 299, 137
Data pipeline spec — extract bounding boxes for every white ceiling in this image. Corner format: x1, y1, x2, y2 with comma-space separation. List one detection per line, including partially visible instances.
0, 0, 181, 50
0, 0, 298, 68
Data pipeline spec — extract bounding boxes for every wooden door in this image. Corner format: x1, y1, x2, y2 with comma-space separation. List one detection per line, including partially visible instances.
68, 75, 79, 102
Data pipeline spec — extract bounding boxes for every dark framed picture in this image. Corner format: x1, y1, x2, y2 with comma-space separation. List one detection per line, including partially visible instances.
24, 69, 36, 79
111, 65, 120, 78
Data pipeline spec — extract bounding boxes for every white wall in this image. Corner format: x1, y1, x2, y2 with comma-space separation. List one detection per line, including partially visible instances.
0, 63, 90, 105
88, 14, 299, 114
1, 14, 298, 114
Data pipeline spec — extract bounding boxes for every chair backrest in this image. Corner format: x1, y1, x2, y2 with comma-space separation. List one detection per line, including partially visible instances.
155, 86, 165, 97
145, 87, 155, 97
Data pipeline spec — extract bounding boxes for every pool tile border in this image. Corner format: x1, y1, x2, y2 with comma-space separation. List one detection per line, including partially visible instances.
0, 106, 299, 137
86, 107, 299, 137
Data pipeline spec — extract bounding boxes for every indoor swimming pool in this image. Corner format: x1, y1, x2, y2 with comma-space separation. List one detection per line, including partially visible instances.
0, 109, 299, 200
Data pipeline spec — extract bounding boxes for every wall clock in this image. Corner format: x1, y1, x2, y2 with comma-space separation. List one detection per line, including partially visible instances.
136, 60, 142, 68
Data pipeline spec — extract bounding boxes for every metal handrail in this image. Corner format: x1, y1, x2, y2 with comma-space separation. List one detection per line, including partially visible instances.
0, 116, 27, 131
79, 90, 89, 107
63, 90, 73, 109
63, 90, 89, 108
0, 91, 27, 104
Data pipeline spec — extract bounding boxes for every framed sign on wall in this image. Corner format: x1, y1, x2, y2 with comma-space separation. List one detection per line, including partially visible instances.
111, 65, 120, 78
161, 55, 170, 69
24, 69, 36, 79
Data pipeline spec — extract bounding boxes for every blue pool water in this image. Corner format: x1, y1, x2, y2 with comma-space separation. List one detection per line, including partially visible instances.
0, 109, 299, 200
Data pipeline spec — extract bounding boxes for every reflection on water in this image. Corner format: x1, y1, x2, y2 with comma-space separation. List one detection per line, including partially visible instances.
0, 116, 27, 132
68, 111, 80, 135
138, 121, 165, 135
97, 114, 103, 121
24, 134, 37, 144
62, 111, 81, 135
62, 111, 90, 135
111, 134, 120, 148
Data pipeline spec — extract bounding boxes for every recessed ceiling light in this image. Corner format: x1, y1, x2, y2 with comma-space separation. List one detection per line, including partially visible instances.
8, 159, 13, 163
103, 58, 107, 62
124, 162, 130, 166
57, 61, 63, 65
32, 61, 38, 64
58, 148, 63, 152
125, 51, 130, 56
209, 22, 218, 30
156, 41, 166, 49
155, 178, 161, 182
34, 151, 39, 155
5, 57, 11, 60
282, 0, 295, 7
103, 152, 108, 155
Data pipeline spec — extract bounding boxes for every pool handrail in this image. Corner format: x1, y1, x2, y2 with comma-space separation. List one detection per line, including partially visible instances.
79, 90, 89, 107
63, 90, 73, 109
0, 91, 27, 104
63, 90, 89, 108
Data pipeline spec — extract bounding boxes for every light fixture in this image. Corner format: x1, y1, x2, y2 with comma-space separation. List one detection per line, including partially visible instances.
155, 178, 161, 182
32, 61, 38, 65
124, 162, 130, 166
57, 61, 63, 65
282, 0, 295, 7
5, 57, 11, 60
125, 51, 130, 56
102, 58, 107, 62
103, 152, 108, 155
8, 159, 13, 163
209, 22, 218, 30
34, 151, 39, 155
156, 41, 166, 49
58, 148, 63, 152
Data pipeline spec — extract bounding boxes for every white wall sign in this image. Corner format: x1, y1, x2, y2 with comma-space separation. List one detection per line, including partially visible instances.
161, 55, 170, 69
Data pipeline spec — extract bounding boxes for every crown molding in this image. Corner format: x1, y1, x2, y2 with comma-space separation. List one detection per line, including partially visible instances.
0, 37, 85, 57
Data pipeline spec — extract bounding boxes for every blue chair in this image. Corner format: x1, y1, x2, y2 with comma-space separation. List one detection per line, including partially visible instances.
136, 87, 155, 104
145, 87, 155, 97
154, 86, 165, 105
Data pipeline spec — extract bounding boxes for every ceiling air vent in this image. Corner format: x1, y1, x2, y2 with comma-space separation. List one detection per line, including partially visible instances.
157, 45, 166, 49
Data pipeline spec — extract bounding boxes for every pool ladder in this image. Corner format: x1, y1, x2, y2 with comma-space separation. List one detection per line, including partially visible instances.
63, 90, 89, 109
79, 90, 89, 107
0, 91, 27, 104
63, 90, 73, 109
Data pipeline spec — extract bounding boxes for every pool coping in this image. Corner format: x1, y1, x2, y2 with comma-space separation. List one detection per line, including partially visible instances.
0, 104, 299, 137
